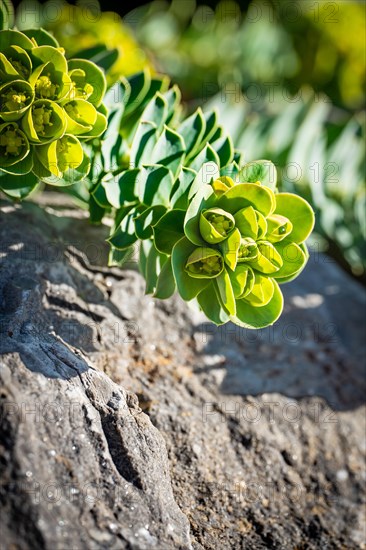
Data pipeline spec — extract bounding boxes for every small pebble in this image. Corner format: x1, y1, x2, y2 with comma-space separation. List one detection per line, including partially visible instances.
336, 469, 348, 481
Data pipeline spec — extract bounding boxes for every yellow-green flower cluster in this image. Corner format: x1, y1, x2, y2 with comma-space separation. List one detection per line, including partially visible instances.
0, 29, 107, 181
153, 172, 315, 328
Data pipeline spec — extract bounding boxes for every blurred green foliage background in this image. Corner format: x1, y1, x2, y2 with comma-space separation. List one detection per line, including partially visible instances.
13, 0, 366, 281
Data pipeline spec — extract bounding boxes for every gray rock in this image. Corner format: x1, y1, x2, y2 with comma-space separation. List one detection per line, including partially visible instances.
0, 197, 365, 549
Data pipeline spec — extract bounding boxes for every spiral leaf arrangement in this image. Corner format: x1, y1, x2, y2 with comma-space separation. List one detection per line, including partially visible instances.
155, 173, 314, 328
87, 72, 314, 328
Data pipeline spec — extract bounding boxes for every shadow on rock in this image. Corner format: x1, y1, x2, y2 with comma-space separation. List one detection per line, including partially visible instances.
0, 200, 118, 379
193, 253, 366, 411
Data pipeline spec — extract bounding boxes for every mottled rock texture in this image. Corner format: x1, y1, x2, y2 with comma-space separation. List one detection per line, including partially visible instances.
0, 197, 365, 549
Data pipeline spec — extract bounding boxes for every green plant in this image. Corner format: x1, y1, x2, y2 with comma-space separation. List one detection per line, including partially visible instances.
0, 27, 107, 197
207, 90, 365, 279
0, 10, 315, 329
152, 171, 313, 327
75, 70, 312, 328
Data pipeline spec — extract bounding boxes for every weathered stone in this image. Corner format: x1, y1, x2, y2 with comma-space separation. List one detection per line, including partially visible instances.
0, 197, 365, 549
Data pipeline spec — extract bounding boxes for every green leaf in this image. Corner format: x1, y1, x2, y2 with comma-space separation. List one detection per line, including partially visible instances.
197, 283, 230, 325
266, 214, 293, 243
233, 151, 242, 164
154, 258, 176, 299
218, 183, 276, 217
240, 160, 277, 191
67, 58, 107, 107
35, 134, 83, 179
153, 209, 185, 254
0, 52, 20, 81
249, 241, 283, 274
74, 44, 119, 71
233, 279, 283, 329
255, 211, 268, 239
211, 134, 234, 168
272, 241, 308, 282
130, 120, 157, 167
220, 160, 241, 180
151, 126, 186, 178
0, 44, 32, 81
108, 245, 135, 267
80, 111, 107, 139
236, 237, 258, 266
0, 149, 32, 176
147, 76, 170, 96
162, 85, 181, 124
88, 47, 119, 72
100, 173, 122, 209
29, 61, 71, 102
188, 161, 220, 200
184, 184, 216, 246
57, 179, 89, 207
275, 193, 315, 244
124, 69, 151, 116
73, 44, 108, 61
144, 76, 170, 101
107, 206, 138, 250
177, 107, 206, 160
244, 273, 274, 307
188, 143, 220, 173
219, 228, 241, 270
92, 181, 110, 208
120, 77, 170, 139
134, 205, 166, 240
214, 269, 236, 316
23, 28, 59, 48
139, 239, 152, 278
103, 76, 130, 112
31, 45, 67, 74
170, 166, 196, 209
171, 237, 210, 301
0, 1, 14, 31
210, 126, 223, 143
0, 29, 34, 52
102, 169, 140, 207
140, 92, 168, 133
228, 265, 255, 299
145, 244, 167, 295
138, 164, 174, 207
212, 175, 235, 195
61, 150, 91, 185
32, 150, 52, 180
201, 110, 219, 147
63, 99, 97, 136
101, 107, 125, 171
0, 171, 39, 199
89, 194, 105, 224
234, 206, 258, 239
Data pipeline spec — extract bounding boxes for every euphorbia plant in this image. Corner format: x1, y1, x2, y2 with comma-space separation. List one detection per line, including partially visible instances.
0, 9, 314, 330
0, 28, 107, 194
151, 167, 314, 328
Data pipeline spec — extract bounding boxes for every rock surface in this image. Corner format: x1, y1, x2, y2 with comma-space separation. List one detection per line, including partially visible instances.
0, 197, 365, 550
